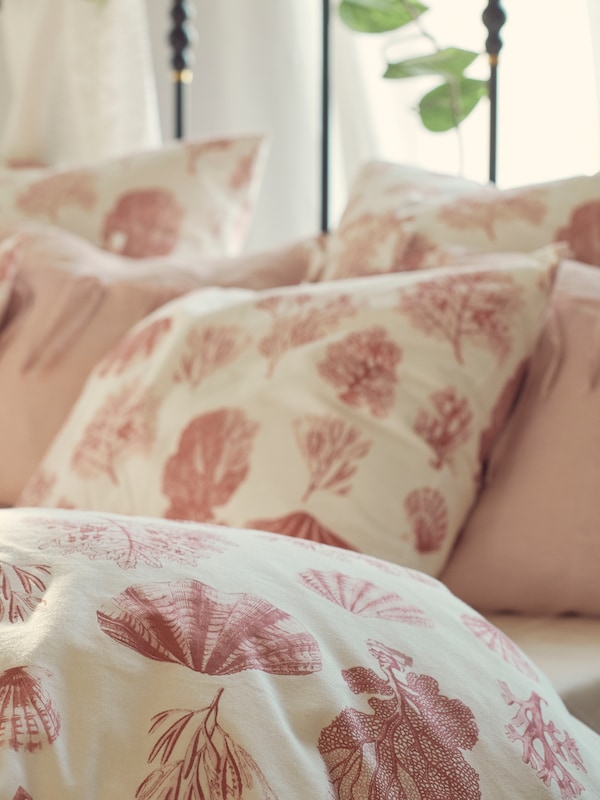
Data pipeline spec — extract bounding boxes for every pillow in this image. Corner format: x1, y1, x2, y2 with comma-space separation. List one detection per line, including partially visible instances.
0, 235, 18, 324
316, 161, 486, 281
441, 259, 600, 615
20, 250, 557, 575
0, 135, 268, 257
1, 507, 600, 799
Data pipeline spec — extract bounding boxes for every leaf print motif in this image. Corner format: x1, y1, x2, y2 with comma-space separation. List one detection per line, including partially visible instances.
0, 562, 51, 623
317, 327, 402, 418
294, 414, 371, 502
500, 681, 587, 800
98, 578, 322, 675
319, 639, 480, 800
397, 271, 524, 364
136, 689, 278, 800
257, 292, 356, 377
16, 170, 97, 220
162, 408, 259, 522
438, 190, 548, 240
38, 515, 229, 570
414, 388, 472, 470
404, 488, 449, 553
174, 325, 248, 388
102, 189, 184, 258
461, 615, 538, 680
0, 667, 60, 753
247, 511, 356, 550
71, 381, 160, 484
299, 570, 432, 626
98, 317, 173, 377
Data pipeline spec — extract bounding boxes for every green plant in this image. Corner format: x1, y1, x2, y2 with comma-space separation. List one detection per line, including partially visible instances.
339, 0, 488, 133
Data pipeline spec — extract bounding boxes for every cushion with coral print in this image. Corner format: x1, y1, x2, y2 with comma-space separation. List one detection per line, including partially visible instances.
316, 160, 489, 281
1, 507, 600, 799
0, 135, 268, 258
20, 247, 558, 576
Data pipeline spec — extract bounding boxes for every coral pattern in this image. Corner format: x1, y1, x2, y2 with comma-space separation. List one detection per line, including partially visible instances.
0, 667, 60, 752
403, 488, 449, 553
38, 515, 228, 570
317, 327, 402, 417
293, 415, 371, 502
257, 293, 356, 376
556, 199, 600, 265
98, 317, 173, 377
136, 690, 278, 800
162, 409, 259, 521
414, 388, 473, 470
71, 382, 160, 484
174, 325, 248, 388
397, 271, 523, 364
500, 681, 587, 799
334, 213, 411, 278
477, 359, 527, 472
298, 570, 432, 626
319, 640, 480, 799
16, 170, 97, 220
0, 562, 51, 623
438, 191, 548, 240
98, 579, 322, 675
102, 189, 184, 257
461, 615, 538, 680
247, 511, 356, 550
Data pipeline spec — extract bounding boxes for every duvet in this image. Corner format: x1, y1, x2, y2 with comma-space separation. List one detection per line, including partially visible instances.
0, 507, 599, 800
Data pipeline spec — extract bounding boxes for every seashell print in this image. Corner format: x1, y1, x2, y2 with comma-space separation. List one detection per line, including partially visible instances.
0, 667, 60, 752
247, 511, 356, 551
404, 487, 448, 553
461, 614, 539, 681
298, 570, 431, 626
98, 579, 321, 676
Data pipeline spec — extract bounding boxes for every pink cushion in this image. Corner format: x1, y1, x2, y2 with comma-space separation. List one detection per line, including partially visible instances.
442, 260, 600, 615
0, 236, 18, 324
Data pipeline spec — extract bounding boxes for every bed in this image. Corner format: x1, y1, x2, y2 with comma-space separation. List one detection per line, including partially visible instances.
0, 2, 599, 798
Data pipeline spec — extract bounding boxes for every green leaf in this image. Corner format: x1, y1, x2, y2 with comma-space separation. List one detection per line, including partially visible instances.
339, 0, 428, 34
384, 48, 479, 80
418, 77, 488, 132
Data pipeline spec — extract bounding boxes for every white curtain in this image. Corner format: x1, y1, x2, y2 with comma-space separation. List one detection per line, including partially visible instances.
0, 0, 161, 166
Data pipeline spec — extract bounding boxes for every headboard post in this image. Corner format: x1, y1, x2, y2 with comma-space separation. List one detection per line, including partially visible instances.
482, 0, 507, 183
169, 0, 195, 140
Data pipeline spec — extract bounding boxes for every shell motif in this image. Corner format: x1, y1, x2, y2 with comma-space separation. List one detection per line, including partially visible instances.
248, 511, 356, 551
461, 614, 539, 681
298, 570, 431, 626
98, 579, 322, 676
404, 487, 448, 553
0, 667, 60, 753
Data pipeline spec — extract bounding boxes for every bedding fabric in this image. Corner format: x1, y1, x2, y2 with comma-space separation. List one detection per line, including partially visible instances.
20, 251, 557, 576
0, 135, 268, 258
0, 236, 17, 324
0, 506, 599, 799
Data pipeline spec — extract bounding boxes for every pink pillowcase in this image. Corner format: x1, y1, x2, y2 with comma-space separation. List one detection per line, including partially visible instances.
0, 236, 18, 324
442, 260, 600, 615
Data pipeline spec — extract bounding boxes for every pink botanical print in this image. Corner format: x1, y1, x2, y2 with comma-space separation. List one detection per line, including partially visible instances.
162, 408, 259, 522
98, 578, 322, 675
70, 381, 160, 485
293, 414, 371, 502
317, 326, 402, 417
397, 271, 524, 364
0, 562, 50, 623
16, 170, 97, 220
556, 199, 600, 265
185, 138, 233, 175
98, 317, 173, 377
335, 213, 411, 278
299, 570, 432, 626
247, 511, 356, 550
478, 359, 527, 476
0, 667, 60, 753
257, 292, 356, 377
438, 190, 548, 240
319, 639, 480, 799
18, 468, 57, 507
404, 487, 449, 553
461, 615, 538, 680
102, 189, 184, 257
38, 515, 229, 570
136, 689, 277, 800
500, 681, 587, 799
12, 788, 34, 800
173, 325, 248, 388
414, 387, 473, 470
